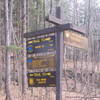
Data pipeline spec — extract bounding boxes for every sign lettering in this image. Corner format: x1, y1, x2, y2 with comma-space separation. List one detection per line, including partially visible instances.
27, 71, 56, 87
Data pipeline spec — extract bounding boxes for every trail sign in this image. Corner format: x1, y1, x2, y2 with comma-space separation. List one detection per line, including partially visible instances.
24, 8, 88, 100
64, 30, 88, 50
27, 71, 56, 87
26, 33, 56, 69
26, 33, 55, 54
27, 54, 55, 69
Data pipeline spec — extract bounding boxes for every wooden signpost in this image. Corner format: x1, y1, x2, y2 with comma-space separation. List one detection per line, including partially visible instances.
24, 6, 88, 100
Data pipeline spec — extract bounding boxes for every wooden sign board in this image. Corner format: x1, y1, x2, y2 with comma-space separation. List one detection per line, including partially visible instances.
27, 55, 55, 69
26, 33, 56, 69
27, 71, 56, 87
26, 33, 55, 54
64, 30, 88, 50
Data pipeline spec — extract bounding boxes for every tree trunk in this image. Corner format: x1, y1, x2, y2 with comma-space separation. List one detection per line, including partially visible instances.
0, 50, 3, 90
21, 0, 28, 94
4, 0, 12, 99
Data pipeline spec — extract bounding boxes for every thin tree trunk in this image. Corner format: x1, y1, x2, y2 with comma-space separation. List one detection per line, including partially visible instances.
0, 50, 3, 90
4, 0, 12, 99
21, 0, 27, 94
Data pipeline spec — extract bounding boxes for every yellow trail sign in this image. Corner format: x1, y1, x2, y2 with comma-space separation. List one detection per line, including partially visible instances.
64, 30, 88, 50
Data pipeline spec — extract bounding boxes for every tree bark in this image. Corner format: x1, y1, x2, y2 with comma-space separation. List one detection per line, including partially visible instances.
21, 0, 28, 94
5, 0, 12, 100
4, 0, 12, 99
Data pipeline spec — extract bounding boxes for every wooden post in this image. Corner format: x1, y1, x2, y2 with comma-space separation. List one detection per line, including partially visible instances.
56, 7, 63, 100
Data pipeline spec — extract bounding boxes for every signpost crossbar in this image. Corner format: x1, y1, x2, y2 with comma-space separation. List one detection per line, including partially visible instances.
24, 24, 85, 38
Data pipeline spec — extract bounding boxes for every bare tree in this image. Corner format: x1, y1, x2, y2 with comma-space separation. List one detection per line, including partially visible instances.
21, 0, 28, 94
4, 0, 12, 99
